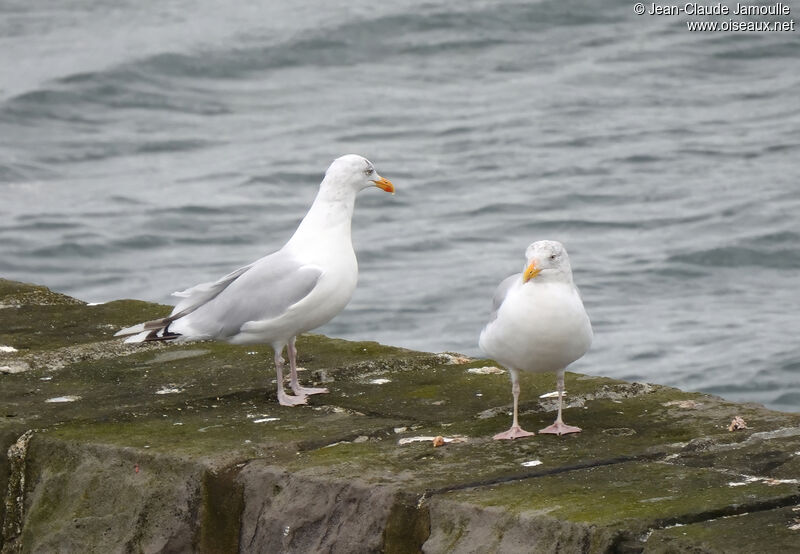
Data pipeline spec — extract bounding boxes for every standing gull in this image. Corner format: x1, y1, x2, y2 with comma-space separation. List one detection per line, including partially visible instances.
479, 240, 592, 439
115, 154, 395, 406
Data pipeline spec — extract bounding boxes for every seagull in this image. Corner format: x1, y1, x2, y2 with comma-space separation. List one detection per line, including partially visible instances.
479, 240, 592, 439
115, 154, 395, 406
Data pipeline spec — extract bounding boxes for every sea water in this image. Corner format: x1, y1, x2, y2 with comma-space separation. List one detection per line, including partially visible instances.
1, 0, 798, 411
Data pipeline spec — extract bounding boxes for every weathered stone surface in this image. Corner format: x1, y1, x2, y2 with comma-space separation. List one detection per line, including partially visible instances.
1, 278, 798, 553
236, 463, 426, 553
643, 505, 800, 553
17, 439, 200, 553
427, 461, 798, 552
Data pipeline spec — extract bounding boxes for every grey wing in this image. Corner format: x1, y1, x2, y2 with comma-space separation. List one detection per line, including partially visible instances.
487, 273, 519, 324
170, 262, 257, 318
114, 262, 257, 338
174, 249, 322, 338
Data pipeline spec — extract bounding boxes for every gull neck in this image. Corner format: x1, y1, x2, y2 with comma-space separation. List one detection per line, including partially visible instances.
287, 183, 357, 249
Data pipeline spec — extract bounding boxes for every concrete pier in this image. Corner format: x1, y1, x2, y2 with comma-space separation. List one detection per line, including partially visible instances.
1, 279, 798, 553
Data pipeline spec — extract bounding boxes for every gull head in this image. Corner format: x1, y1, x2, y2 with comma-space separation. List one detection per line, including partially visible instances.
324, 154, 394, 195
522, 240, 574, 283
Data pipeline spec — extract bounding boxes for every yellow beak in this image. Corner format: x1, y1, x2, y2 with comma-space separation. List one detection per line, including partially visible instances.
372, 177, 395, 194
523, 262, 541, 283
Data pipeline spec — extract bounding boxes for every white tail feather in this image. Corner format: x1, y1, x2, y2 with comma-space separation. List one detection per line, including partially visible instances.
116, 262, 253, 342
114, 323, 146, 337
123, 330, 152, 344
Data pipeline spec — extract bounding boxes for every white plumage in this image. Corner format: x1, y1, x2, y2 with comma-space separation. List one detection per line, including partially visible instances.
479, 240, 592, 439
116, 154, 395, 406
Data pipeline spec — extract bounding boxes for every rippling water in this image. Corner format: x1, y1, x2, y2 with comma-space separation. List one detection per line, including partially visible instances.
1, 0, 798, 411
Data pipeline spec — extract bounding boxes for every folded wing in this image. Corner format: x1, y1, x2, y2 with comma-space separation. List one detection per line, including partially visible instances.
116, 250, 322, 343
486, 273, 519, 325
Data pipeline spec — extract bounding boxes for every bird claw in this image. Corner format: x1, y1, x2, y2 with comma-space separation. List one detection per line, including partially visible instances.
493, 425, 535, 440
277, 392, 308, 407
292, 386, 329, 396
538, 421, 581, 435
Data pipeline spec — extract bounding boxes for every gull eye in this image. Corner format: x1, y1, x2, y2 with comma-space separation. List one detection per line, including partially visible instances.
364, 167, 374, 176
549, 254, 557, 260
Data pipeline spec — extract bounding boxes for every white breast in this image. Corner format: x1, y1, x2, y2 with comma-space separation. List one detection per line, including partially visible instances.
480, 280, 592, 373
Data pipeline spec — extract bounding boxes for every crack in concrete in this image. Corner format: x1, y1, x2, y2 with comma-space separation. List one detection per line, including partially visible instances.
423, 443, 800, 549
1, 430, 34, 554
637, 493, 800, 549
424, 450, 670, 497
296, 424, 401, 452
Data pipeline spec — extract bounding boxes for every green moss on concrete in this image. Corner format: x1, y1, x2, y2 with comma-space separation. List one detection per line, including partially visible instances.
429, 461, 800, 552
443, 461, 797, 527
44, 405, 403, 466
278, 380, 795, 493
2, 281, 799, 553
673, 429, 800, 480
19, 437, 202, 553
0, 279, 171, 355
0, 301, 170, 353
382, 492, 431, 554
1, 430, 34, 552
0, 279, 84, 308
198, 467, 244, 553
644, 505, 800, 553
0, 431, 22, 552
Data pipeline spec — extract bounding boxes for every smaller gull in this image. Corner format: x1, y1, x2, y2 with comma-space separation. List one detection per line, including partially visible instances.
116, 155, 394, 406
479, 240, 592, 439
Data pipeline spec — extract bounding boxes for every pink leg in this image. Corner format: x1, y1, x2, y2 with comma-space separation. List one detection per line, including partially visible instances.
274, 347, 307, 407
288, 336, 328, 397
539, 370, 581, 435
494, 369, 535, 440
